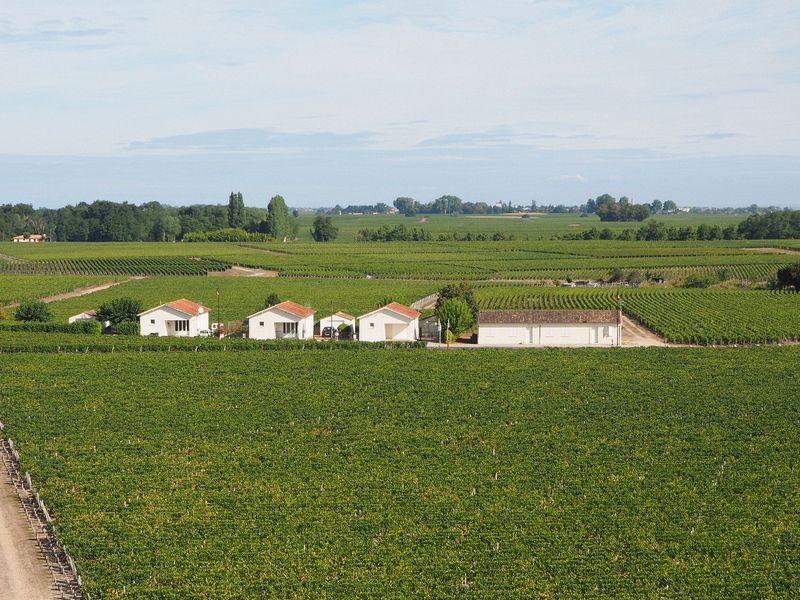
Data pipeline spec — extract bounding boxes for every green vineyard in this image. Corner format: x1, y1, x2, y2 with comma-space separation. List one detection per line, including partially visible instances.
0, 256, 232, 276
0, 349, 797, 597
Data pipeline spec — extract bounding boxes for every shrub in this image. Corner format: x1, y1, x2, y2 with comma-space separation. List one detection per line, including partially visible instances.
14, 299, 52, 322
113, 321, 141, 336
683, 273, 718, 288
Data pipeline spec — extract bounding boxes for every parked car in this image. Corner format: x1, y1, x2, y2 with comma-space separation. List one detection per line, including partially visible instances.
321, 326, 335, 338
198, 329, 214, 337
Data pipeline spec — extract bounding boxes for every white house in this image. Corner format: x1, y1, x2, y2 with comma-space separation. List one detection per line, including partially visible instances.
478, 310, 621, 347
247, 300, 315, 340
138, 298, 210, 337
315, 311, 356, 336
357, 302, 420, 342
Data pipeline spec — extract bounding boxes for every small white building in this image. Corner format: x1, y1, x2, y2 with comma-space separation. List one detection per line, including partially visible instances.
138, 298, 210, 337
315, 311, 356, 336
357, 302, 420, 342
247, 300, 315, 340
68, 310, 110, 331
478, 310, 621, 347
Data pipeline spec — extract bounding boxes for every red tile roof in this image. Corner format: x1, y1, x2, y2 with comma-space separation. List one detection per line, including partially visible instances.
377, 302, 421, 319
165, 298, 209, 316
272, 300, 315, 318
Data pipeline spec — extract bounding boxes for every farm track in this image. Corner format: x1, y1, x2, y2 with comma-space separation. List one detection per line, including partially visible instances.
3, 277, 145, 309
0, 438, 82, 599
621, 314, 667, 347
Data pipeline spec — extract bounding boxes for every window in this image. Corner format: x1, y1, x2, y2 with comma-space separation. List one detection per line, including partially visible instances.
369, 322, 375, 328
259, 321, 264, 327
281, 322, 298, 335
150, 319, 155, 325
175, 320, 189, 332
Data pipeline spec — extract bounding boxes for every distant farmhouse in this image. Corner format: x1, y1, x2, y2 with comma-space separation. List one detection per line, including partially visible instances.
357, 302, 420, 342
478, 310, 621, 346
12, 234, 48, 243
139, 299, 210, 337
247, 300, 315, 340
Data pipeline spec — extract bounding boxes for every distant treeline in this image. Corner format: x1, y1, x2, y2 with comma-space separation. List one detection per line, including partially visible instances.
0, 194, 298, 242
555, 210, 800, 241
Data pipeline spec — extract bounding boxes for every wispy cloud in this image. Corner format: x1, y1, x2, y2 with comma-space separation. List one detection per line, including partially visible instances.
0, 19, 111, 45
689, 132, 744, 141
127, 128, 377, 153
552, 174, 588, 183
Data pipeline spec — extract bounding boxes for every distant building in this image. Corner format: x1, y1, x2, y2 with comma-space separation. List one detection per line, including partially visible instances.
357, 302, 420, 342
12, 234, 48, 243
247, 300, 315, 340
315, 312, 356, 336
138, 299, 210, 337
477, 310, 621, 347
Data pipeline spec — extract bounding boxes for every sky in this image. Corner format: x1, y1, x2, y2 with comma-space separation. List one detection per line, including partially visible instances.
1, 1, 799, 209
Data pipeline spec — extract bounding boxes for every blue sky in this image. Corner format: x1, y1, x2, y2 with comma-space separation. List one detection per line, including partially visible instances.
1, 1, 798, 208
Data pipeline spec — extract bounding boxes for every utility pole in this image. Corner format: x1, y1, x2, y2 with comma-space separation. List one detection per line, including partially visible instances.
216, 289, 221, 338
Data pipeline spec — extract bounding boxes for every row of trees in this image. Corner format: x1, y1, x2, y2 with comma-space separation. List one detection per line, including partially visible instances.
0, 194, 297, 242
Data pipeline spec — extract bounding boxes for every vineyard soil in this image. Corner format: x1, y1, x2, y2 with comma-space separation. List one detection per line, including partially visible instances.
0, 455, 57, 600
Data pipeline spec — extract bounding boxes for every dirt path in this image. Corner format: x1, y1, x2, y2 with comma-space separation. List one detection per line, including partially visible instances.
3, 276, 144, 309
621, 314, 666, 347
0, 441, 68, 600
742, 247, 800, 254
209, 266, 278, 277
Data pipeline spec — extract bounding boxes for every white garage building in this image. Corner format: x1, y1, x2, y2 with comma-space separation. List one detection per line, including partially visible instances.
315, 311, 356, 336
247, 300, 315, 340
138, 299, 210, 337
357, 302, 420, 342
477, 310, 621, 347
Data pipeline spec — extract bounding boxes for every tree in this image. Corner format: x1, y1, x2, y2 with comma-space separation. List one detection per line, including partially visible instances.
265, 293, 281, 307
394, 197, 416, 215
96, 297, 143, 325
227, 192, 245, 229
776, 264, 800, 290
263, 195, 293, 240
650, 199, 663, 213
435, 298, 473, 339
662, 200, 677, 212
311, 215, 338, 242
14, 299, 52, 322
435, 283, 478, 324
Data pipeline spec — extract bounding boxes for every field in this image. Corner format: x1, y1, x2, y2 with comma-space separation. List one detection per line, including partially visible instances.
3, 239, 796, 283
474, 286, 800, 344
0, 275, 116, 306
292, 212, 750, 242
41, 276, 438, 324
0, 348, 797, 598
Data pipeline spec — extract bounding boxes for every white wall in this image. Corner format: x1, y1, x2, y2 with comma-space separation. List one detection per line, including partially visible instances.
478, 323, 619, 346
315, 315, 355, 334
358, 309, 418, 342
140, 306, 208, 337
248, 308, 314, 340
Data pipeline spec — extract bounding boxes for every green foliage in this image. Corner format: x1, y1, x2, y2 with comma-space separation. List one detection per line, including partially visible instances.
111, 321, 140, 335
436, 282, 478, 322
263, 195, 294, 241
435, 298, 473, 336
227, 192, 245, 229
14, 299, 52, 322
265, 292, 281, 307
96, 297, 143, 325
683, 273, 718, 288
776, 263, 800, 290
738, 209, 800, 239
0, 320, 100, 334
0, 349, 798, 596
593, 194, 651, 222
183, 229, 272, 243
310, 215, 338, 242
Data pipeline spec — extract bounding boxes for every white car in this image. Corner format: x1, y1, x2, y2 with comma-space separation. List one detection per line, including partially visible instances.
198, 329, 214, 337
